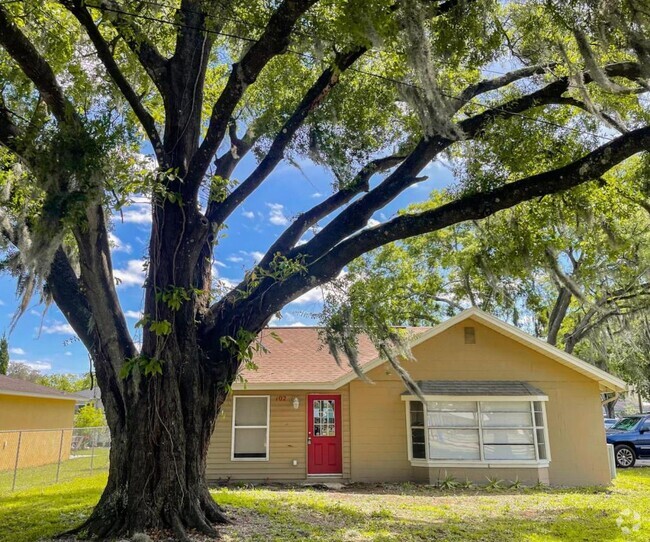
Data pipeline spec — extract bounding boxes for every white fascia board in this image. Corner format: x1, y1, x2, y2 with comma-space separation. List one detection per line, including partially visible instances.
400, 394, 549, 402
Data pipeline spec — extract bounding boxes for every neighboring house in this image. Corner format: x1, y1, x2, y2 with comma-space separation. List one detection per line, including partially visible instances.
206, 308, 626, 487
0, 375, 79, 469
75, 386, 104, 412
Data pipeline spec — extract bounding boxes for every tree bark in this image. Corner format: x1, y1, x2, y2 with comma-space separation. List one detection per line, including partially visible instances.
67, 342, 232, 540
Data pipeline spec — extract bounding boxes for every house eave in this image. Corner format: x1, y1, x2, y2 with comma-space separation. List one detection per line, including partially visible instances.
0, 389, 79, 402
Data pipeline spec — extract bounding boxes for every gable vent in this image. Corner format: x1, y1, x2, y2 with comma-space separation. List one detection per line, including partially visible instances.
464, 326, 476, 344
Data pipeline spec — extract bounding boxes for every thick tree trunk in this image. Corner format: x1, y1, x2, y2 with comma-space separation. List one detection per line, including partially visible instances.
67, 344, 232, 541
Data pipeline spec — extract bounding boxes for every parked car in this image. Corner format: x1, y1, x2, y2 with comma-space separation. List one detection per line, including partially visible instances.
604, 418, 619, 429
606, 415, 650, 467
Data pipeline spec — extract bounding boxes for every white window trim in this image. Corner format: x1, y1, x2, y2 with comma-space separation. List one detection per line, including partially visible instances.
231, 395, 270, 462
404, 396, 550, 468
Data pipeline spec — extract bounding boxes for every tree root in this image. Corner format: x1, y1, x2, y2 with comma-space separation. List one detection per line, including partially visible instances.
57, 491, 228, 541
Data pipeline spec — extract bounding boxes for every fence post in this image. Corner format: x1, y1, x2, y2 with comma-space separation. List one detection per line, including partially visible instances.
90, 429, 95, 475
11, 431, 22, 492
55, 429, 65, 483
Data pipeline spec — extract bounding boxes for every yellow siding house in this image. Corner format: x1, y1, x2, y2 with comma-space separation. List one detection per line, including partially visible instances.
0, 375, 79, 469
207, 308, 626, 487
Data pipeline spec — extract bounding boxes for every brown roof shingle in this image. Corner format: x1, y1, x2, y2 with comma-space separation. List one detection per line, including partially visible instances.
0, 375, 81, 401
241, 327, 430, 385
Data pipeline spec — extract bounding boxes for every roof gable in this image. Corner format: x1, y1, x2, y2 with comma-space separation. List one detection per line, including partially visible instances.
233, 309, 626, 393
389, 308, 626, 393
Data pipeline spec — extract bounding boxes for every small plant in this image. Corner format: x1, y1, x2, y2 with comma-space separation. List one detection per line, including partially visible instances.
460, 478, 474, 489
509, 476, 523, 489
533, 480, 548, 491
485, 476, 504, 490
438, 471, 460, 490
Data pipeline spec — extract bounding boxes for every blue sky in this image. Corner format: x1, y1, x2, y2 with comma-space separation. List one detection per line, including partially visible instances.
0, 153, 454, 375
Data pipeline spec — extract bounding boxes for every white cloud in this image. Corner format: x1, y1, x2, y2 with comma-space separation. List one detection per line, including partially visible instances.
292, 287, 324, 305
0, 299, 4, 306
267, 203, 289, 226
117, 199, 152, 225
214, 260, 227, 268
114, 259, 147, 287
41, 322, 76, 335
9, 347, 25, 355
250, 251, 265, 263
242, 210, 255, 219
227, 256, 244, 263
64, 352, 72, 356
14, 359, 52, 371
367, 218, 381, 228
311, 192, 323, 198
124, 310, 143, 319
108, 232, 132, 254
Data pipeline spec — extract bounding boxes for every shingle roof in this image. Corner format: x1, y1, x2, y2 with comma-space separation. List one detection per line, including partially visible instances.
0, 375, 81, 401
401, 380, 546, 396
241, 327, 430, 384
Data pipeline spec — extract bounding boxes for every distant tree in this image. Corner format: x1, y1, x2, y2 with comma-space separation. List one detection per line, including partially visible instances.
0, 334, 8, 375
75, 402, 107, 428
6, 361, 42, 382
37, 373, 92, 393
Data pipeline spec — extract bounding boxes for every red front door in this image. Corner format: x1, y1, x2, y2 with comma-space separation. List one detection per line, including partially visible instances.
307, 394, 342, 475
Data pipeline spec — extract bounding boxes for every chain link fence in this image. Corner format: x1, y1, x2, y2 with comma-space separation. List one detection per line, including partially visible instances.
0, 426, 110, 492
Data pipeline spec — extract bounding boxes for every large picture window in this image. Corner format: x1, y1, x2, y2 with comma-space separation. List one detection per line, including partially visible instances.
232, 396, 269, 460
408, 399, 549, 464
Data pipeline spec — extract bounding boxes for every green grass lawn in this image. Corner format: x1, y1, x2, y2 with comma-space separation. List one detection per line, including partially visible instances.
0, 468, 648, 541
0, 448, 109, 493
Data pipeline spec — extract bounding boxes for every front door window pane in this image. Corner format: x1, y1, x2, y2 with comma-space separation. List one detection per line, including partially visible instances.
313, 400, 336, 436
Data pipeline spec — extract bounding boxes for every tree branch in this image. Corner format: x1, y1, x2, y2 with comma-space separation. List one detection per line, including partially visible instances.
212, 124, 258, 180
564, 282, 650, 352
47, 248, 98, 351
65, 0, 164, 160
457, 63, 555, 106
249, 125, 650, 318
84, 0, 168, 90
0, 100, 27, 159
555, 96, 630, 134
186, 0, 319, 189
0, 7, 80, 126
206, 46, 365, 226
258, 153, 406, 267
288, 62, 644, 265
547, 287, 572, 346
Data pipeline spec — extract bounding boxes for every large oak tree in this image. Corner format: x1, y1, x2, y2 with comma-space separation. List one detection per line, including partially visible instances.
1, 0, 649, 538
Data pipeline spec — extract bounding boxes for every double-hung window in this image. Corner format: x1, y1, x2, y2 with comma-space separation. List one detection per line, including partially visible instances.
407, 398, 549, 464
232, 396, 269, 460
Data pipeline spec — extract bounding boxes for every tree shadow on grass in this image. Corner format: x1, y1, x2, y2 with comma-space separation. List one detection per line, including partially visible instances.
218, 497, 637, 542
212, 480, 613, 499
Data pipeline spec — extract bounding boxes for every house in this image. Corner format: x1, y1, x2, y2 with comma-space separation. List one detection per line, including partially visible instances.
75, 386, 104, 412
206, 308, 626, 487
0, 375, 79, 469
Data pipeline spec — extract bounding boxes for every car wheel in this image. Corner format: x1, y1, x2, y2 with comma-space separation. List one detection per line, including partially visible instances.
614, 444, 636, 468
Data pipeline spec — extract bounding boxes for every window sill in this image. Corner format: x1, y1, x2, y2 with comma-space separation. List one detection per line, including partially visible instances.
410, 459, 550, 468
231, 457, 270, 462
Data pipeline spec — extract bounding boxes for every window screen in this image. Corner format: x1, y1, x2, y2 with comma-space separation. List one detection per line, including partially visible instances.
233, 396, 269, 460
